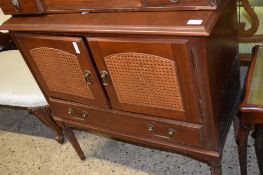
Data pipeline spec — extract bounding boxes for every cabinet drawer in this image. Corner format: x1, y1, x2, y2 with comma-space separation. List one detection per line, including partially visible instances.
0, 0, 44, 15
43, 0, 142, 12
50, 99, 205, 147
144, 0, 217, 8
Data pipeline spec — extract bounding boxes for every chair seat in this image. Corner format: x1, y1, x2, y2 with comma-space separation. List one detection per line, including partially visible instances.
0, 50, 47, 107
0, 8, 11, 33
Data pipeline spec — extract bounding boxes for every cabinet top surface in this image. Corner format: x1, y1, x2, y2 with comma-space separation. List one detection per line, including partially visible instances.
0, 10, 220, 36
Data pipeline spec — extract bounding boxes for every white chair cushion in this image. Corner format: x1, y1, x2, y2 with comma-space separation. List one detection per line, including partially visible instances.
0, 8, 11, 33
0, 50, 47, 107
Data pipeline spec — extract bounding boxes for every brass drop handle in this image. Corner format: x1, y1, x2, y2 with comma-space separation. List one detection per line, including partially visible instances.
82, 111, 89, 119
68, 108, 75, 115
168, 128, 176, 136
100, 71, 109, 86
148, 124, 155, 132
84, 70, 92, 85
68, 108, 88, 120
10, 0, 20, 11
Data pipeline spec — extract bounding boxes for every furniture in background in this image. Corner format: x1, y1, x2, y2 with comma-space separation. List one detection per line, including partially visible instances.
238, 0, 263, 65
0, 31, 64, 144
0, 0, 240, 174
237, 45, 263, 175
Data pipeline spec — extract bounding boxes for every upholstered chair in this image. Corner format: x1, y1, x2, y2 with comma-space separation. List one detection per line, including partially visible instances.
0, 9, 64, 144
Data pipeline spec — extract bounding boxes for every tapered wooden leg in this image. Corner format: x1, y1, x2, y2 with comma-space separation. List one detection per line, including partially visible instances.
255, 125, 263, 175
210, 162, 222, 175
63, 125, 85, 160
236, 121, 250, 175
30, 106, 64, 144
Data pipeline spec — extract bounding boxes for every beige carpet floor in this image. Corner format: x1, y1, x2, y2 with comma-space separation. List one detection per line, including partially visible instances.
0, 67, 260, 175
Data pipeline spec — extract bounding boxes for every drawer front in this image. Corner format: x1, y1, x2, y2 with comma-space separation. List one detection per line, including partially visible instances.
0, 0, 44, 15
144, 0, 216, 8
43, 0, 142, 11
50, 99, 205, 147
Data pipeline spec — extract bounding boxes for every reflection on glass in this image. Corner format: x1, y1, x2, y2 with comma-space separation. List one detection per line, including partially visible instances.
248, 47, 263, 105
238, 0, 263, 55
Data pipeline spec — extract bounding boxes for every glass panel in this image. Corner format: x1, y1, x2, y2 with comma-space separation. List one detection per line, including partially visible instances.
238, 0, 263, 55
248, 47, 263, 104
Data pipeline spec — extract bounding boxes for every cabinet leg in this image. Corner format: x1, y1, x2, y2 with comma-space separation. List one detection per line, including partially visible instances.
63, 125, 85, 161
236, 122, 249, 175
210, 162, 222, 175
30, 106, 64, 144
255, 125, 263, 175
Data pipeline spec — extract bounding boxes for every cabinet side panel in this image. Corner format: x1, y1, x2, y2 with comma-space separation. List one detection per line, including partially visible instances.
205, 0, 240, 149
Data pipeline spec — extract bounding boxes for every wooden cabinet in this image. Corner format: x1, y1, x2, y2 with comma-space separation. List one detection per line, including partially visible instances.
1, 0, 239, 174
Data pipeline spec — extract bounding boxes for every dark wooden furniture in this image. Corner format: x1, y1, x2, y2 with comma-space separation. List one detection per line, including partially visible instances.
0, 0, 240, 174
236, 45, 263, 175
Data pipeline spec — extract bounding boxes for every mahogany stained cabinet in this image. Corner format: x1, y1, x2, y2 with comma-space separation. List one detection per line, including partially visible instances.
0, 0, 240, 174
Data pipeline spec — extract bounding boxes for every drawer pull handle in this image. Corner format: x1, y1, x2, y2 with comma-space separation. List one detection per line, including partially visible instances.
170, 0, 178, 3
168, 128, 177, 136
100, 71, 109, 86
68, 108, 75, 115
82, 111, 89, 119
10, 0, 20, 11
84, 70, 92, 85
68, 108, 88, 120
147, 124, 155, 131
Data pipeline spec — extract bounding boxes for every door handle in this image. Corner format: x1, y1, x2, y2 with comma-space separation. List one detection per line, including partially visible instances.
100, 71, 109, 86
84, 70, 92, 85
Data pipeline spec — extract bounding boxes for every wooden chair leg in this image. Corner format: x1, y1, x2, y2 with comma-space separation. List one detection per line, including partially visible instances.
30, 106, 64, 144
255, 125, 263, 175
210, 162, 222, 175
63, 125, 85, 161
236, 122, 250, 175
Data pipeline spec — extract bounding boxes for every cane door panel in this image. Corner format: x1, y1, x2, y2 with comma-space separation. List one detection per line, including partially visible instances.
15, 34, 108, 108
88, 38, 201, 123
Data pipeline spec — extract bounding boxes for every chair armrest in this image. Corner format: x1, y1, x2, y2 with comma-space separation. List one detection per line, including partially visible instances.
0, 32, 16, 51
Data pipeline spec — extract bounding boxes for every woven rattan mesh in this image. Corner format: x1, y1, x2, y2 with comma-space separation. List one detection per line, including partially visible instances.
105, 52, 184, 111
29, 47, 94, 99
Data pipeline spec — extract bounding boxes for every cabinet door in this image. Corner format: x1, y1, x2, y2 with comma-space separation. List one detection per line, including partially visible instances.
15, 34, 108, 108
88, 37, 201, 123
